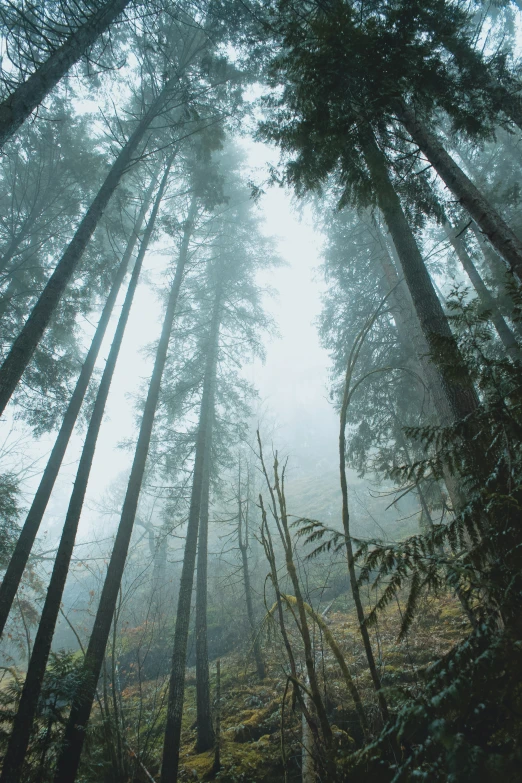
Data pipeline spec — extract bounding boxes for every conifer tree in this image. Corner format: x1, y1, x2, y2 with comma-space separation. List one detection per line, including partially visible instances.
0, 0, 132, 148
0, 164, 160, 639
0, 155, 174, 783
52, 183, 198, 783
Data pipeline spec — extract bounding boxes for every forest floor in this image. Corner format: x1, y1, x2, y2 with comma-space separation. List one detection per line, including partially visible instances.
167, 591, 470, 783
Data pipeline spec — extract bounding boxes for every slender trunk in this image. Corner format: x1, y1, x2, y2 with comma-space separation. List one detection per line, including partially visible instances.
276, 483, 334, 756
339, 369, 389, 722
0, 0, 131, 148
212, 660, 221, 775
302, 677, 316, 783
444, 219, 521, 362
258, 494, 315, 737
195, 423, 215, 752
361, 128, 480, 424
0, 168, 159, 639
0, 84, 170, 416
238, 467, 265, 680
150, 527, 168, 609
395, 101, 522, 281
257, 437, 333, 748
53, 191, 194, 783
0, 159, 172, 783
161, 282, 221, 782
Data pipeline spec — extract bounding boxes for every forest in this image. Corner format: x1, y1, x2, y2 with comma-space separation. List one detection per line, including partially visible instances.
0, 0, 521, 781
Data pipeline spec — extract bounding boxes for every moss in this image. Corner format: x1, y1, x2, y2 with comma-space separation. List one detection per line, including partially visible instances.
178, 738, 284, 782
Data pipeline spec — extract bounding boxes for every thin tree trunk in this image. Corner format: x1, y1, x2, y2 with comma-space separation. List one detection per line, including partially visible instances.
0, 0, 131, 148
443, 219, 521, 361
339, 364, 389, 723
238, 465, 265, 680
195, 424, 215, 751
212, 659, 221, 775
257, 437, 333, 748
0, 84, 171, 416
0, 168, 160, 639
161, 282, 222, 782
0, 159, 172, 783
53, 190, 195, 783
360, 129, 480, 425
395, 100, 522, 281
301, 676, 316, 783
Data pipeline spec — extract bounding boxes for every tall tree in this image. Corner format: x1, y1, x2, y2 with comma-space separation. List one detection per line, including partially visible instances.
237, 463, 265, 680
52, 189, 198, 783
162, 281, 222, 773
0, 79, 176, 416
0, 155, 174, 783
0, 165, 160, 639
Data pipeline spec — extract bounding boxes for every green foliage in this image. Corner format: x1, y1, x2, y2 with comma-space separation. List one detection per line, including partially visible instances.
0, 471, 22, 569
0, 651, 86, 782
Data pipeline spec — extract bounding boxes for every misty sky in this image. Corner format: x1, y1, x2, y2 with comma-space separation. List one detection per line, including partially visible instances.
11, 135, 338, 547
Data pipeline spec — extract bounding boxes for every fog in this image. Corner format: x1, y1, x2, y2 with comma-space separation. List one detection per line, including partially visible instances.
0, 2, 521, 782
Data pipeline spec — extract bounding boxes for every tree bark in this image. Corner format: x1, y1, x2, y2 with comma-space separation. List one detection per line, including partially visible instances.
161, 280, 222, 783
195, 413, 215, 752
0, 158, 172, 783
361, 128, 480, 425
443, 219, 521, 362
238, 466, 265, 681
0, 0, 131, 149
0, 167, 159, 639
0, 84, 170, 416
52, 174, 192, 783
395, 100, 522, 281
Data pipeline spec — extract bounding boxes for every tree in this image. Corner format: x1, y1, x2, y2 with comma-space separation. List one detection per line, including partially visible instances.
0, 164, 160, 639
237, 462, 265, 680
0, 154, 174, 783
52, 179, 197, 783
160, 143, 277, 776
0, 78, 173, 416
0, 0, 132, 148
162, 280, 222, 773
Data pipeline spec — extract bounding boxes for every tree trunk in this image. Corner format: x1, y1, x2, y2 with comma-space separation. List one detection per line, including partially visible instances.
238, 466, 265, 680
339, 362, 389, 722
375, 228, 475, 515
443, 219, 521, 362
0, 168, 160, 639
301, 676, 316, 783
0, 159, 172, 783
0, 84, 170, 416
212, 659, 221, 775
52, 190, 195, 783
360, 129, 480, 425
395, 100, 522, 281
161, 282, 222, 783
258, 443, 333, 749
0, 0, 131, 149
195, 422, 215, 752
